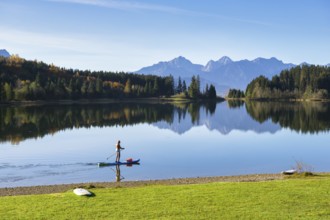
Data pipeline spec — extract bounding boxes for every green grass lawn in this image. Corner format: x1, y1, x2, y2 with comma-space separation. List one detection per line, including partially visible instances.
0, 176, 329, 219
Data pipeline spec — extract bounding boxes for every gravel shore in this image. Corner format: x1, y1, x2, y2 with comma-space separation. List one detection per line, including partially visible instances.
0, 174, 283, 197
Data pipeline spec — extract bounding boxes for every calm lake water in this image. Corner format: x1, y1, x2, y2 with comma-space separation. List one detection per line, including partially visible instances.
0, 101, 330, 187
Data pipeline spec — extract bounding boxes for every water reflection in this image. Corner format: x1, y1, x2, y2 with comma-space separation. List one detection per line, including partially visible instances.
115, 165, 124, 182
1, 100, 330, 144
227, 100, 245, 109
0, 102, 216, 144
245, 101, 330, 134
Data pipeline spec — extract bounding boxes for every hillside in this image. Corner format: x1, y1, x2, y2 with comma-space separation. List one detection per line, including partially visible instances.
0, 55, 175, 101
245, 65, 330, 100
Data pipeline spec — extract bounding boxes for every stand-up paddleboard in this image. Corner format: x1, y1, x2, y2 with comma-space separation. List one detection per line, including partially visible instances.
73, 188, 92, 196
98, 159, 140, 167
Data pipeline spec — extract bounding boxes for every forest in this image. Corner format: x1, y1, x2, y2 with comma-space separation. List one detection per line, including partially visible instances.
245, 65, 330, 99
0, 55, 175, 101
0, 55, 217, 101
226, 89, 245, 98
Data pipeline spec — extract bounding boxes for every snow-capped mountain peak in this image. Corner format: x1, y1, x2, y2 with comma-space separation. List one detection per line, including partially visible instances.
218, 56, 233, 65
169, 56, 192, 66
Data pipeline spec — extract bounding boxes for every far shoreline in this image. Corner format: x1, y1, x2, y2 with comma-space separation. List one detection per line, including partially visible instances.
225, 97, 330, 102
0, 97, 225, 107
1, 96, 330, 107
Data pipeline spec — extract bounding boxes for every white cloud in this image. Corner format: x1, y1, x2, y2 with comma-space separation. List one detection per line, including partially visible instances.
47, 0, 186, 14
0, 27, 86, 51
0, 26, 163, 71
46, 0, 270, 26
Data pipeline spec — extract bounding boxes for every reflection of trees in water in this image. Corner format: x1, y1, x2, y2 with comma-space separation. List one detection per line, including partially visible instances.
245, 101, 330, 133
2, 100, 328, 144
227, 100, 245, 109
0, 101, 218, 144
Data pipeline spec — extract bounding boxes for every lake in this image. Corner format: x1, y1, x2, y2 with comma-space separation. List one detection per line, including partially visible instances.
0, 100, 330, 187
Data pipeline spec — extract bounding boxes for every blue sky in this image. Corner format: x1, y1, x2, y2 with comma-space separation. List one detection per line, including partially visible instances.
0, 0, 329, 71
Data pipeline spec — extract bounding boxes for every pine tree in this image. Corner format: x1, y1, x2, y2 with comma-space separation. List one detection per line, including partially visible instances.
124, 79, 131, 96
208, 84, 216, 99
153, 78, 159, 96
205, 84, 209, 97
165, 76, 174, 96
196, 75, 201, 95
96, 77, 103, 95
81, 81, 88, 97
0, 83, 4, 101
177, 77, 182, 93
188, 76, 200, 99
182, 80, 187, 93
4, 82, 13, 101
87, 80, 96, 97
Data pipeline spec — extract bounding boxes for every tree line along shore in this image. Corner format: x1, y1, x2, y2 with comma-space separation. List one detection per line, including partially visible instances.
227, 65, 330, 100
2, 55, 330, 103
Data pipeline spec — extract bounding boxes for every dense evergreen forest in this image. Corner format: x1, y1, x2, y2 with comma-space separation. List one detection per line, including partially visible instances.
227, 89, 245, 98
0, 55, 176, 101
0, 56, 217, 101
245, 65, 330, 99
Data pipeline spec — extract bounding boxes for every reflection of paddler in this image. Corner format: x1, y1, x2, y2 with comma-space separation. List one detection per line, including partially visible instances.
115, 164, 124, 182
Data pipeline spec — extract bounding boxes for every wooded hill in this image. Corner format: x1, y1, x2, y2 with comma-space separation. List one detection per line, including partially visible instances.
245, 65, 330, 99
0, 55, 175, 101
0, 55, 217, 101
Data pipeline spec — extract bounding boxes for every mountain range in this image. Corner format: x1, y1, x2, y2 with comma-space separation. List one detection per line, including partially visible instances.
0, 49, 10, 58
136, 56, 297, 94
2, 48, 328, 95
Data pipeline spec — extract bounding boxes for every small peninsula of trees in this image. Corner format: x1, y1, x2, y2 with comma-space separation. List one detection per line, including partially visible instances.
245, 65, 330, 100
184, 75, 216, 99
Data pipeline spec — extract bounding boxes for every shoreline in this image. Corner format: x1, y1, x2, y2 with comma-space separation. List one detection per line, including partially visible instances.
0, 97, 224, 107
0, 173, 284, 197
225, 97, 330, 102
3, 96, 330, 107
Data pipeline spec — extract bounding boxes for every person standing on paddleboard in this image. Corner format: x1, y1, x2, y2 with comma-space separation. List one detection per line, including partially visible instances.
115, 140, 125, 163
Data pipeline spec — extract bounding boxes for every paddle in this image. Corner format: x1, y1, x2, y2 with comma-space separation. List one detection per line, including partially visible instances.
106, 148, 125, 160
106, 152, 116, 160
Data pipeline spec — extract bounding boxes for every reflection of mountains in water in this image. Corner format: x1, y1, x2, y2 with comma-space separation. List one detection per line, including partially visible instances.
154, 102, 281, 135
1, 101, 330, 144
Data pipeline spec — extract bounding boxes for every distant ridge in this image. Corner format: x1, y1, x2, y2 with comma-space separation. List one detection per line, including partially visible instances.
137, 56, 203, 78
136, 56, 296, 93
0, 49, 10, 58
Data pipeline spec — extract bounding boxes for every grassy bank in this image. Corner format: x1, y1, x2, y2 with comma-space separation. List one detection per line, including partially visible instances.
0, 175, 329, 219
